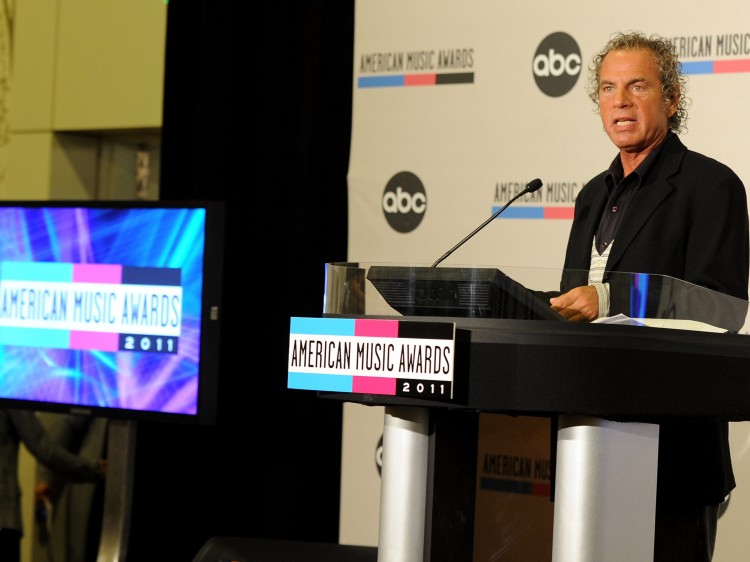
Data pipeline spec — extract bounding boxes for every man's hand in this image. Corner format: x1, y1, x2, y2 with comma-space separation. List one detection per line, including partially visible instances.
549, 285, 599, 322
34, 481, 53, 506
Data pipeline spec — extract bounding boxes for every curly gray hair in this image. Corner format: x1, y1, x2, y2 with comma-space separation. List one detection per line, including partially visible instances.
586, 31, 690, 133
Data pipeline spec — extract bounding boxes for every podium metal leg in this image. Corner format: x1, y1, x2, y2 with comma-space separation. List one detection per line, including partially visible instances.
552, 415, 659, 562
378, 406, 429, 562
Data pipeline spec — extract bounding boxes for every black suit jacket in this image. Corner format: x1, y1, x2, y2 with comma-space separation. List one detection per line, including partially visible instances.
563, 133, 749, 506
563, 133, 749, 300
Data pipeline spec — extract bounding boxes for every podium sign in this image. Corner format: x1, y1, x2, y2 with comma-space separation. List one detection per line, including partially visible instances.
288, 316, 456, 400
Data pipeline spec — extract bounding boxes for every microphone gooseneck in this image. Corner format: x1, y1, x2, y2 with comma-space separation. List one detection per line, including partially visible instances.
430, 178, 543, 268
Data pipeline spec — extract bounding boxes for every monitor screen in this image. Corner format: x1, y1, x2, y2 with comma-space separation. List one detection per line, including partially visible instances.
0, 200, 224, 424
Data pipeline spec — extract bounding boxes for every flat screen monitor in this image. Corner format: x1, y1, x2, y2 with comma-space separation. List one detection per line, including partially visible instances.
367, 265, 564, 321
0, 200, 224, 424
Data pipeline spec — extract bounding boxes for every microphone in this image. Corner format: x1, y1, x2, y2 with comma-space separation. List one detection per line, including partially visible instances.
430, 178, 543, 268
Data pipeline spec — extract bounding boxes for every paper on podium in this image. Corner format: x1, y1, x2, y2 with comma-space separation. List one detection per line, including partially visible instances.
594, 314, 727, 333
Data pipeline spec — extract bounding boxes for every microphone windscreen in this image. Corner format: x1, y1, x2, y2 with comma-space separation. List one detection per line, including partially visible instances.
526, 178, 543, 193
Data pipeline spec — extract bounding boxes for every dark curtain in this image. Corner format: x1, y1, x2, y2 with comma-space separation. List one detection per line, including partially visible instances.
127, 3, 354, 560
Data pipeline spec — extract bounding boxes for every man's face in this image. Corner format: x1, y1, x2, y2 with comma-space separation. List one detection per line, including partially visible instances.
598, 48, 677, 155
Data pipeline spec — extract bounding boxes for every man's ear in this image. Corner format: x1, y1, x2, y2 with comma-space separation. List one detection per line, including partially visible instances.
666, 88, 680, 117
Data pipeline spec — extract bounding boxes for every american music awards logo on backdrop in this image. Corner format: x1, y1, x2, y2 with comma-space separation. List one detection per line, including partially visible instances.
381, 173, 583, 230
668, 32, 750, 75
382, 171, 427, 233
493, 180, 583, 220
357, 47, 475, 89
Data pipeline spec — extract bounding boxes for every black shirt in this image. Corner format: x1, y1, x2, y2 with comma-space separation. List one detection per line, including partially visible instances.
595, 132, 674, 254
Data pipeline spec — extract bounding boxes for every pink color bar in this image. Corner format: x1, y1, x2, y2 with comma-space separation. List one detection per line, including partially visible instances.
352, 376, 397, 395
73, 264, 122, 283
544, 206, 575, 219
69, 331, 119, 351
714, 59, 750, 73
405, 74, 436, 86
355, 318, 399, 337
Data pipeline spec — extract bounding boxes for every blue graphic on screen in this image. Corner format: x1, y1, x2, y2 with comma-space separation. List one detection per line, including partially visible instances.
0, 206, 206, 415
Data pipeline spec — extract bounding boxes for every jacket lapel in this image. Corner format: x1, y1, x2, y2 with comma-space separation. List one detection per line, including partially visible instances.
605, 137, 686, 270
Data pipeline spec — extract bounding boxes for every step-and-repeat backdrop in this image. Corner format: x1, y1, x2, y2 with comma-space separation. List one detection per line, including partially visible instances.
341, 1, 750, 559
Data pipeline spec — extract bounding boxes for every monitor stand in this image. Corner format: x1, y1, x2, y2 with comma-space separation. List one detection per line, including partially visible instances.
97, 419, 136, 562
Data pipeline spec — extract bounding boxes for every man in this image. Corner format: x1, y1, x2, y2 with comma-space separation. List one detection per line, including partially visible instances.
0, 409, 106, 562
32, 413, 108, 562
549, 31, 749, 561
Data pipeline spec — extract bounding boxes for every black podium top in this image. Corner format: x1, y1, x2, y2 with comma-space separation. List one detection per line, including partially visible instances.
319, 263, 750, 421
320, 317, 750, 421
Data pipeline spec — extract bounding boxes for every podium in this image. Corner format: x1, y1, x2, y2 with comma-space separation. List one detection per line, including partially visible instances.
296, 263, 750, 562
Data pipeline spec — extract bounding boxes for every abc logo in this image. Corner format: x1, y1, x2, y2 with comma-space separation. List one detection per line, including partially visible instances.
382, 171, 427, 233
533, 32, 582, 97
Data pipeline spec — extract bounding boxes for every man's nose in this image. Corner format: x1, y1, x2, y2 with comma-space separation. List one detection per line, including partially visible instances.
613, 88, 631, 106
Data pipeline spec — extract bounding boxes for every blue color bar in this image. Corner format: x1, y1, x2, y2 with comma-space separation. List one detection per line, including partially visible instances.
358, 75, 405, 88
492, 207, 545, 219
290, 316, 355, 335
2, 261, 72, 281
287, 372, 353, 392
681, 61, 714, 75
0, 327, 69, 348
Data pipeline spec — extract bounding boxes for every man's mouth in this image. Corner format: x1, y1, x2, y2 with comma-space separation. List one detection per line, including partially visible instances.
615, 119, 635, 126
